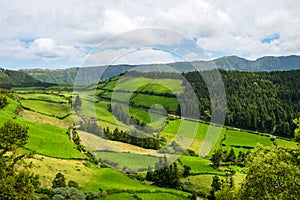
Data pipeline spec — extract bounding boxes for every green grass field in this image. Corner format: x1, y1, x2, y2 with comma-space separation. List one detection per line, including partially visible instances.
132, 94, 179, 112
21, 99, 72, 118
223, 129, 273, 147
16, 93, 67, 103
94, 151, 160, 171
179, 155, 225, 175
0, 98, 85, 159
276, 138, 299, 149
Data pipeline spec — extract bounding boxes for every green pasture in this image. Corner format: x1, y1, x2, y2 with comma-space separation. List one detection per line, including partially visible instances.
21, 99, 71, 118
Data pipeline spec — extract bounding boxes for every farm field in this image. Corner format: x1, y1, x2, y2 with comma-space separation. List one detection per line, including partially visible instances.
21, 99, 72, 118
17, 92, 67, 103
223, 129, 273, 147
94, 151, 160, 171
179, 155, 225, 175
132, 94, 179, 112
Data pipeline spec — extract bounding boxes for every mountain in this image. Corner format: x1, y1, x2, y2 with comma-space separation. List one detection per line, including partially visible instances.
0, 68, 53, 89
21, 55, 300, 85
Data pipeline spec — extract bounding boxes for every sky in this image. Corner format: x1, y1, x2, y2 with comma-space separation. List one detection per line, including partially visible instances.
0, 0, 299, 69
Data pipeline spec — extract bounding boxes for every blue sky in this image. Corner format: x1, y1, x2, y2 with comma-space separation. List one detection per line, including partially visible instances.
0, 0, 299, 69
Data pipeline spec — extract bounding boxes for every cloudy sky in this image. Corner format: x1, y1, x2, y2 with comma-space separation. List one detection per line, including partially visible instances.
0, 0, 299, 69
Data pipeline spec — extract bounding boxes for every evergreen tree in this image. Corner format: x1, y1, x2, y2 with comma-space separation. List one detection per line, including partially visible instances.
225, 148, 236, 162
211, 149, 222, 168
52, 173, 66, 188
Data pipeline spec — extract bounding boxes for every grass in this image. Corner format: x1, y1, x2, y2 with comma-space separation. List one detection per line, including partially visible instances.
16, 93, 67, 103
81, 100, 129, 130
132, 94, 179, 112
78, 131, 157, 155
27, 156, 92, 188
276, 138, 299, 149
0, 98, 85, 159
103, 76, 184, 95
84, 167, 188, 196
94, 151, 160, 171
161, 120, 225, 156
19, 110, 76, 128
179, 155, 225, 175
21, 99, 72, 118
181, 174, 213, 195
223, 129, 273, 147
136, 193, 187, 200
102, 193, 136, 200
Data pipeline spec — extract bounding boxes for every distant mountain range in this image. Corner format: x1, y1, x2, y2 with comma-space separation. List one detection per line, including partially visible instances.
0, 68, 53, 89
18, 55, 300, 85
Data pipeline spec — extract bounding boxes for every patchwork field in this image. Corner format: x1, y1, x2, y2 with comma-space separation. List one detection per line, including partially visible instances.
21, 99, 72, 118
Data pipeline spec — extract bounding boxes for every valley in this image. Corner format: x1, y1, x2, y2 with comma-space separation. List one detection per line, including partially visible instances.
1, 68, 299, 199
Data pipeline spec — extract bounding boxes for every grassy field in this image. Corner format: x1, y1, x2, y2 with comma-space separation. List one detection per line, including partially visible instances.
0, 98, 84, 158
19, 110, 76, 128
161, 120, 225, 156
16, 93, 67, 103
136, 193, 187, 200
21, 99, 72, 118
78, 131, 157, 155
94, 151, 160, 171
132, 94, 179, 112
276, 138, 299, 149
179, 155, 225, 175
181, 174, 213, 195
81, 100, 129, 131
223, 129, 273, 147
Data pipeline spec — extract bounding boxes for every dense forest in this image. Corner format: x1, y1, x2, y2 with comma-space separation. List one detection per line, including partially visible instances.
184, 69, 300, 137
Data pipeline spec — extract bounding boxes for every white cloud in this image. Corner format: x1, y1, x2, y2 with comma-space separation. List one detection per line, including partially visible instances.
85, 47, 175, 66
0, 0, 300, 68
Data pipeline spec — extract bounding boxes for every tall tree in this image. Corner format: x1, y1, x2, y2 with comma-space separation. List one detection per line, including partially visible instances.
0, 120, 40, 199
293, 118, 300, 143
239, 145, 300, 199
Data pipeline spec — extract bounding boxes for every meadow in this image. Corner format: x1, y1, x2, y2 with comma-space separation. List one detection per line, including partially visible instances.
21, 99, 72, 118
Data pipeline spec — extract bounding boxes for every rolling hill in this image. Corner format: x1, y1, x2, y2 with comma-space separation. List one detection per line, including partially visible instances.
21, 55, 300, 85
0, 68, 54, 88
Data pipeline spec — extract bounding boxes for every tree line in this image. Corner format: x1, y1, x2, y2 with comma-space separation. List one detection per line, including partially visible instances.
183, 69, 300, 137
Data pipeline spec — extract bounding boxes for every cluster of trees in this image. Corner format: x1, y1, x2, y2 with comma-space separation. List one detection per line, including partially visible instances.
73, 95, 82, 111
49, 173, 99, 200
183, 69, 300, 136
146, 156, 181, 189
103, 127, 160, 150
0, 120, 40, 199
211, 148, 247, 168
0, 95, 8, 109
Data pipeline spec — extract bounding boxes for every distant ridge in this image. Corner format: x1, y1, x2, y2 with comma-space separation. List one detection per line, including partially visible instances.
21, 55, 300, 85
0, 68, 53, 89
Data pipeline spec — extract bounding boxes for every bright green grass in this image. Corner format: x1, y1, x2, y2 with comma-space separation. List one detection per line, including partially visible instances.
132, 94, 179, 112
102, 91, 134, 103
105, 76, 184, 94
17, 93, 67, 103
81, 100, 129, 130
102, 193, 136, 200
94, 151, 160, 171
0, 98, 85, 158
83, 168, 188, 196
21, 100, 71, 118
137, 193, 187, 200
223, 129, 273, 147
276, 138, 299, 149
179, 155, 225, 175
161, 120, 225, 156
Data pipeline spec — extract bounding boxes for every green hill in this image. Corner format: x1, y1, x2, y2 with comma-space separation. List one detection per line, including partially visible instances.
21, 55, 300, 85
0, 68, 53, 89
